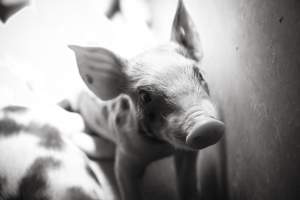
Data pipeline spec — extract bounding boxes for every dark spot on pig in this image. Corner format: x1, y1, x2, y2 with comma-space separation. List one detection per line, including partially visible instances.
39, 125, 64, 150
101, 105, 108, 120
86, 165, 102, 187
279, 16, 284, 23
235, 46, 239, 51
85, 74, 93, 84
0, 117, 22, 136
66, 187, 96, 200
2, 105, 27, 113
26, 123, 64, 150
120, 97, 130, 111
17, 157, 61, 200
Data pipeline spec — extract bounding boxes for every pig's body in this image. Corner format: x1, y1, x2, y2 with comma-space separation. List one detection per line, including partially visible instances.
0, 93, 139, 200
70, 1, 225, 200
0, 105, 104, 200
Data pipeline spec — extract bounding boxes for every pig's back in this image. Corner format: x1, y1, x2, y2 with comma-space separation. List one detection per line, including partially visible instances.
0, 105, 104, 200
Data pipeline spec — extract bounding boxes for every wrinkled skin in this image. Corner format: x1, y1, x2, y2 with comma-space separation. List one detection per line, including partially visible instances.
70, 1, 225, 199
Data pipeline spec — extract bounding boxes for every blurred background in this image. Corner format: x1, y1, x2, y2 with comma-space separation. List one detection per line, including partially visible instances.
1, 0, 300, 199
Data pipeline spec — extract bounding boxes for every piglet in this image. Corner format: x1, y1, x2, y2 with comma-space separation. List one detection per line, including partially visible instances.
70, 0, 225, 200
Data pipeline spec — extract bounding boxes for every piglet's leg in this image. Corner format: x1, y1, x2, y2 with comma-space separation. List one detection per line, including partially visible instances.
115, 149, 146, 200
175, 150, 199, 200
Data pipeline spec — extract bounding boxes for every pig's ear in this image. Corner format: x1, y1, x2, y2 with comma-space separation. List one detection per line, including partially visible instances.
69, 45, 128, 100
171, 0, 203, 62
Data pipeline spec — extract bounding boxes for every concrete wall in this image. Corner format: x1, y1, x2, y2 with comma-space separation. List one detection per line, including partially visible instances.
150, 0, 300, 199
188, 0, 300, 199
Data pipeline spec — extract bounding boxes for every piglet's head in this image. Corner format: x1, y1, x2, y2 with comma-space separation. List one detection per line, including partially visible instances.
70, 0, 224, 150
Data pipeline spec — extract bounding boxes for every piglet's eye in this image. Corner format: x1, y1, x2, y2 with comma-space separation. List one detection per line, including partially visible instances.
139, 90, 152, 104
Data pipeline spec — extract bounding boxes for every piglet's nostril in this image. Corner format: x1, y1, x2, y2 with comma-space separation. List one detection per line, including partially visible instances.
186, 118, 225, 149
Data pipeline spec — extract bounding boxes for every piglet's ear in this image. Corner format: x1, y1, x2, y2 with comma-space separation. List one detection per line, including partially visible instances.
69, 45, 128, 100
171, 0, 203, 61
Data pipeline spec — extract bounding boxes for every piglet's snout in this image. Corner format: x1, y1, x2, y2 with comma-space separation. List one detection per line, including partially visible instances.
186, 116, 224, 149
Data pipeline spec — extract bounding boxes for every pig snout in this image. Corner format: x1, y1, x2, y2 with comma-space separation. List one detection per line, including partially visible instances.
182, 100, 224, 149
186, 116, 224, 149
